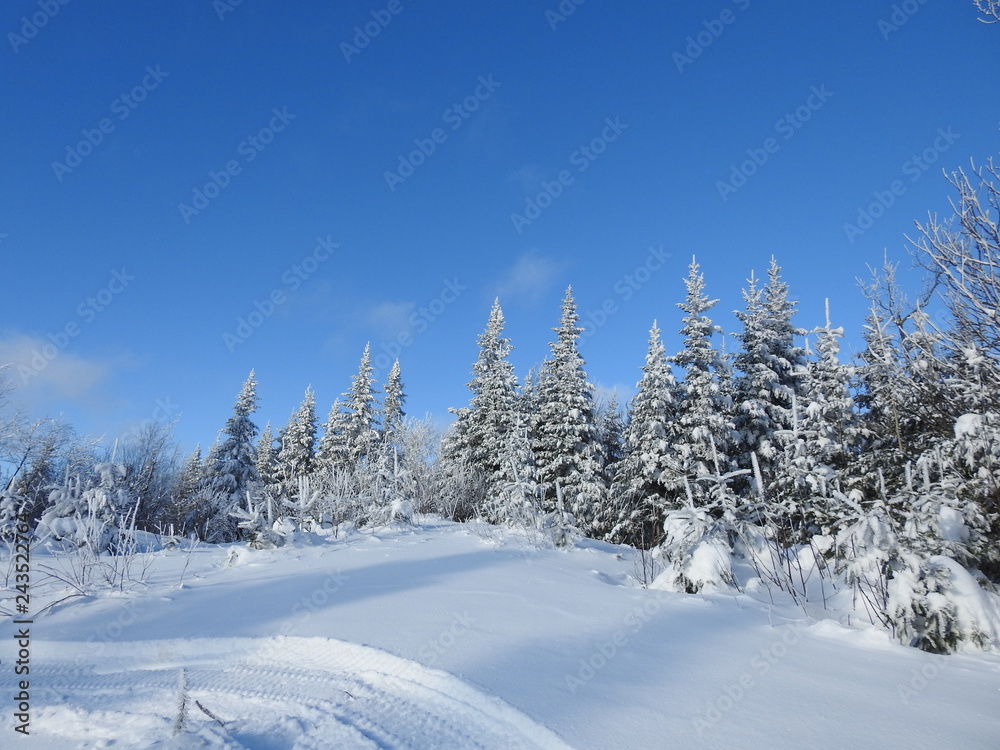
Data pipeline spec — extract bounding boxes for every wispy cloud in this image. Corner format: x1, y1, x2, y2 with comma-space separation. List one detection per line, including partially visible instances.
0, 333, 121, 415
365, 300, 416, 336
493, 252, 562, 303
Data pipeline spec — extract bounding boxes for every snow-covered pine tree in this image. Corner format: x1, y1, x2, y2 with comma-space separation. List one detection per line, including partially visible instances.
464, 300, 521, 494
599, 393, 626, 485
342, 344, 380, 465
195, 371, 261, 542
770, 301, 859, 542
532, 287, 606, 534
382, 359, 406, 453
256, 423, 279, 488
439, 408, 485, 521
665, 259, 737, 509
317, 399, 350, 471
605, 323, 677, 547
170, 445, 203, 533
483, 412, 540, 530
277, 386, 318, 487
732, 258, 808, 488
440, 300, 521, 518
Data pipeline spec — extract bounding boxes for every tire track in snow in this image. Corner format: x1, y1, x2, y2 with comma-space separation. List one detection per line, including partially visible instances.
4, 637, 575, 749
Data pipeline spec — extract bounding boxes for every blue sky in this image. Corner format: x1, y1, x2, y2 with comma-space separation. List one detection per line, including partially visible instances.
1, 0, 997, 454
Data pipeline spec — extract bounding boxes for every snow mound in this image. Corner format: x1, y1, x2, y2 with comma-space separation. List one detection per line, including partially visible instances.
954, 413, 983, 439
8, 637, 574, 750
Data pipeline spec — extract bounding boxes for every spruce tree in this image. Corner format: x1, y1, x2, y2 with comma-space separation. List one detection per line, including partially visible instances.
317, 399, 350, 470
771, 301, 858, 541
608, 323, 677, 547
256, 423, 279, 487
733, 258, 808, 484
342, 344, 380, 464
382, 359, 406, 451
197, 370, 261, 542
278, 386, 318, 484
667, 259, 737, 509
533, 287, 606, 531
467, 300, 521, 490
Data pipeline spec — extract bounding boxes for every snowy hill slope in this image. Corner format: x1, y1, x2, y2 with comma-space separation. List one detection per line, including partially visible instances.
2, 520, 999, 749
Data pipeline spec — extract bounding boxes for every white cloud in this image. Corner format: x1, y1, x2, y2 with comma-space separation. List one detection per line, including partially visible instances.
0, 332, 116, 413
365, 300, 416, 336
493, 252, 562, 303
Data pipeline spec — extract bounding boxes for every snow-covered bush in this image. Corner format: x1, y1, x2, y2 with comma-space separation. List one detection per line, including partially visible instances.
653, 504, 735, 594
888, 553, 1000, 653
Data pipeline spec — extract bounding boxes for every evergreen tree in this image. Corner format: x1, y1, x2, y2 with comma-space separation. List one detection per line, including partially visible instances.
463, 300, 521, 492
382, 359, 406, 451
278, 386, 318, 484
666, 259, 737, 509
173, 445, 204, 527
770, 301, 859, 540
342, 344, 380, 464
599, 393, 626, 483
196, 371, 261, 542
607, 323, 677, 546
317, 399, 350, 470
256, 423, 279, 487
732, 258, 808, 483
533, 287, 606, 532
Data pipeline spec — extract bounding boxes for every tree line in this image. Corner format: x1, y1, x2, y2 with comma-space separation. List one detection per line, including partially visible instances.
2, 160, 998, 653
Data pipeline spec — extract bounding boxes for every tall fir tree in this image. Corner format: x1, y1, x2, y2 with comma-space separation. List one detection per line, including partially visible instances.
255, 422, 279, 487
606, 322, 678, 546
733, 258, 808, 484
463, 301, 521, 490
342, 344, 380, 464
667, 259, 737, 509
532, 287, 606, 531
599, 393, 626, 487
771, 301, 859, 540
317, 399, 350, 470
382, 359, 406, 451
278, 386, 318, 484
197, 370, 261, 542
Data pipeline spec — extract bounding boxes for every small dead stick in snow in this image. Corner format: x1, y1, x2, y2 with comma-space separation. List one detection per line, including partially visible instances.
196, 700, 228, 728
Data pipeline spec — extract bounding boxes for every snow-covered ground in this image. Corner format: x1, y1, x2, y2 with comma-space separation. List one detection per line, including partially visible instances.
2, 519, 999, 749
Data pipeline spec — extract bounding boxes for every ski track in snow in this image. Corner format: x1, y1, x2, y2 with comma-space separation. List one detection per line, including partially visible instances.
5, 636, 575, 750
